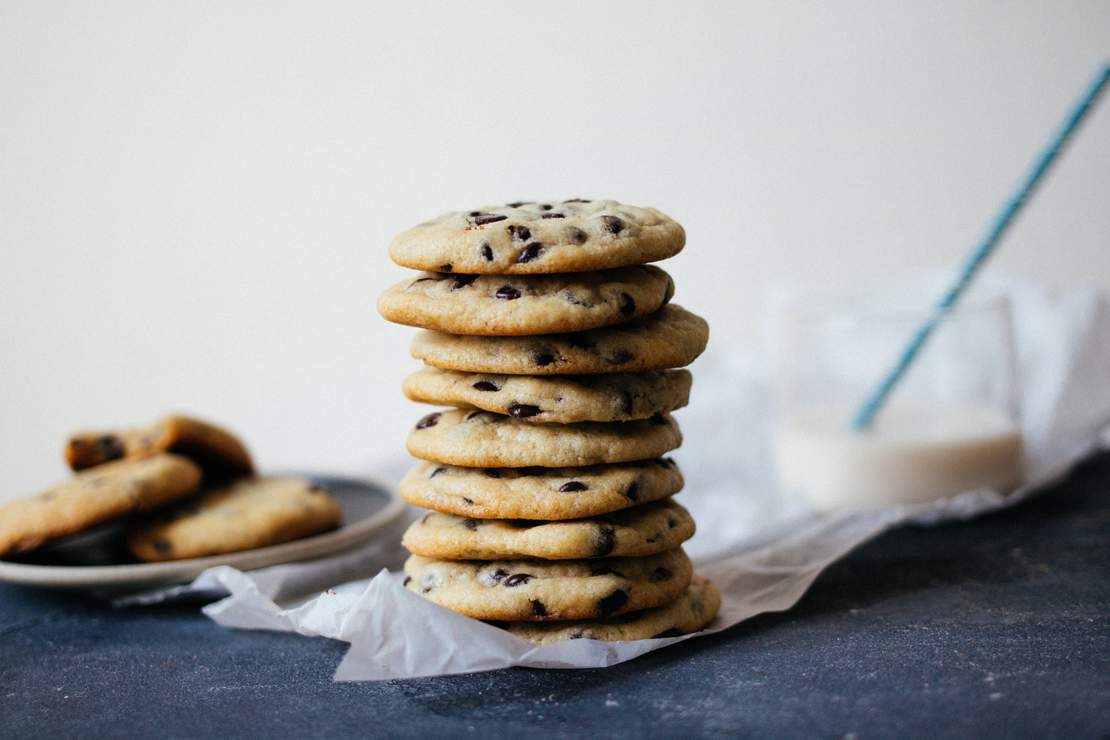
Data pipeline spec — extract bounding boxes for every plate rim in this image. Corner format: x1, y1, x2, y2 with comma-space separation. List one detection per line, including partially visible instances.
0, 473, 405, 590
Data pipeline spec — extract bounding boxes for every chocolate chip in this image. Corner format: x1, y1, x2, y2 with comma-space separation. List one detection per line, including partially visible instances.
483, 469, 501, 478
619, 292, 636, 317
532, 349, 555, 366
480, 243, 494, 261
594, 526, 616, 557
462, 518, 479, 531
495, 285, 521, 300
430, 466, 446, 478
415, 412, 441, 429
472, 380, 500, 392
504, 573, 534, 587
625, 482, 639, 501
565, 226, 589, 244
605, 349, 634, 365
468, 212, 507, 226
517, 242, 544, 263
667, 517, 677, 528
563, 290, 591, 307
530, 599, 547, 617
597, 589, 629, 617
564, 198, 591, 203
152, 539, 173, 556
94, 434, 125, 461
506, 201, 532, 208
440, 263, 453, 272
403, 576, 412, 587
507, 224, 531, 242
566, 333, 594, 350
541, 213, 565, 219
489, 569, 510, 583
539, 203, 553, 211
600, 215, 625, 234
590, 566, 626, 578
462, 496, 474, 505
508, 403, 541, 418
451, 274, 477, 290
558, 481, 587, 492
650, 413, 667, 425
653, 628, 683, 638
651, 567, 672, 581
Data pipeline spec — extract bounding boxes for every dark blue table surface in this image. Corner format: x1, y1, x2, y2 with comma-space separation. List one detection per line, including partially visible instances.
2, 454, 1108, 739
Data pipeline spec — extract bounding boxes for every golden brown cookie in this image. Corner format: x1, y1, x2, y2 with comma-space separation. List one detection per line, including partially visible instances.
65, 414, 253, 478
0, 454, 202, 558
406, 409, 682, 468
504, 575, 720, 644
126, 476, 342, 562
388, 199, 685, 275
403, 548, 693, 621
378, 265, 674, 336
402, 499, 695, 560
398, 459, 683, 520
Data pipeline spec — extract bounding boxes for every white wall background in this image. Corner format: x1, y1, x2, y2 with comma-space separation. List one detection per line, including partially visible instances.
2, 1, 1108, 499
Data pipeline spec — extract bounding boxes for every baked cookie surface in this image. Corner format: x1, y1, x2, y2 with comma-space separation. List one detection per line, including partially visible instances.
410, 304, 708, 375
399, 459, 683, 520
0, 454, 202, 558
379, 265, 674, 336
65, 414, 253, 478
127, 476, 342, 562
406, 409, 682, 468
504, 575, 720, 644
402, 499, 694, 560
403, 548, 692, 621
389, 199, 684, 275
402, 367, 692, 423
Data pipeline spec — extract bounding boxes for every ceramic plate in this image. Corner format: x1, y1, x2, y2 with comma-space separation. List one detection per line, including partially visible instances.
0, 473, 404, 591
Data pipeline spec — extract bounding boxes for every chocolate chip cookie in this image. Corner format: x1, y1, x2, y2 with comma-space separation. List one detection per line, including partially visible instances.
503, 575, 720, 644
127, 476, 342, 562
389, 199, 685, 275
379, 265, 674, 336
65, 414, 254, 478
402, 367, 692, 423
403, 548, 692, 621
402, 499, 694, 560
407, 409, 682, 468
399, 459, 683, 520
410, 304, 708, 375
0, 454, 202, 558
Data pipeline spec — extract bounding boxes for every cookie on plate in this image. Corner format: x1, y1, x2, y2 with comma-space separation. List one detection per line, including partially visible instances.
402, 499, 694, 560
65, 414, 253, 478
127, 476, 342, 562
378, 265, 674, 336
503, 575, 720, 644
399, 459, 683, 520
402, 367, 692, 423
389, 199, 685, 275
403, 548, 692, 621
410, 304, 708, 375
406, 409, 682, 468
0, 454, 202, 558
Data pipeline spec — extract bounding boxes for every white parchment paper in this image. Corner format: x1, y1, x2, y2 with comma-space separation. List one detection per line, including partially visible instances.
123, 277, 1110, 681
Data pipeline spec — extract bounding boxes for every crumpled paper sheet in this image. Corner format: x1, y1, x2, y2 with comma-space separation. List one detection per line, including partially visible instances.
124, 277, 1110, 680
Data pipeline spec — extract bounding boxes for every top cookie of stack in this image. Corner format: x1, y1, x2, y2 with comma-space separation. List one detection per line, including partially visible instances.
378, 199, 718, 644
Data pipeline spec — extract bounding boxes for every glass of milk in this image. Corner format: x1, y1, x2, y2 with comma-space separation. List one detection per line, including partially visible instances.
773, 290, 1023, 510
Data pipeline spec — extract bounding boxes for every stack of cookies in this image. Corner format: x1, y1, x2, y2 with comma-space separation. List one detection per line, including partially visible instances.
379, 199, 720, 644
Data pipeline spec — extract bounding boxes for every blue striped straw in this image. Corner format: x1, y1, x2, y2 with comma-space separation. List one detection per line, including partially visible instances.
852, 63, 1110, 432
